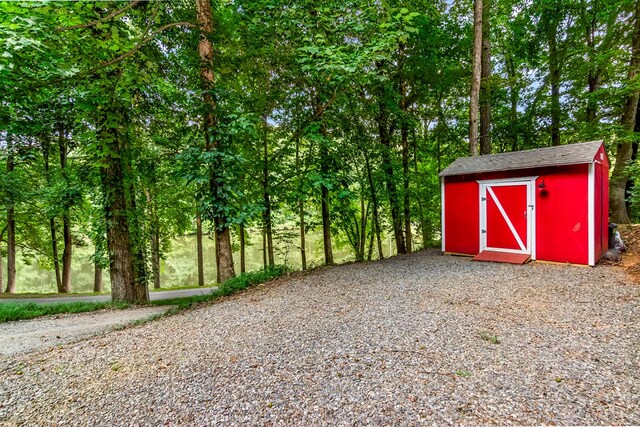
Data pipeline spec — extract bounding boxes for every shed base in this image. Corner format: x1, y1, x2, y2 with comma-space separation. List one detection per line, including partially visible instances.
472, 251, 531, 265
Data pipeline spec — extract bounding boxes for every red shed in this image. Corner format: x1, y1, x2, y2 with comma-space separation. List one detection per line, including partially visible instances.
440, 140, 609, 266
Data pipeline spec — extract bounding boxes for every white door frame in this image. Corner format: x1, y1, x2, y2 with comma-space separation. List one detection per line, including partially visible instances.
478, 177, 537, 259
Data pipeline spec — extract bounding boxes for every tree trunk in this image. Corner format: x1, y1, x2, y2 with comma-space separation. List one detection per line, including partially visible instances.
469, 0, 483, 156
215, 229, 221, 283
147, 189, 161, 290
436, 97, 444, 172
196, 212, 204, 285
123, 136, 148, 294
548, 22, 561, 146
240, 224, 246, 274
5, 134, 16, 294
43, 145, 63, 292
364, 150, 384, 260
505, 53, 519, 151
626, 136, 639, 219
215, 222, 234, 281
377, 95, 406, 255
93, 262, 103, 293
295, 139, 307, 270
318, 119, 334, 265
99, 133, 147, 303
59, 129, 71, 293
586, 72, 602, 124
196, 0, 235, 282
400, 75, 412, 253
626, 103, 640, 217
0, 227, 5, 293
610, 0, 640, 224
320, 180, 334, 265
584, 11, 617, 124
299, 202, 307, 270
479, 0, 491, 155
151, 230, 160, 289
60, 215, 72, 293
412, 128, 429, 248
359, 197, 368, 260
262, 121, 275, 267
367, 219, 374, 261
402, 129, 411, 253
0, 248, 4, 294
262, 228, 267, 269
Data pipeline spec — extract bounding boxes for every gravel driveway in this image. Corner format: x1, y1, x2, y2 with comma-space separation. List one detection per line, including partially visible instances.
0, 306, 173, 356
1, 251, 638, 425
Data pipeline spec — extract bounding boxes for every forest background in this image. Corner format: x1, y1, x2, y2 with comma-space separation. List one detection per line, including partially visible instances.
1, 0, 639, 302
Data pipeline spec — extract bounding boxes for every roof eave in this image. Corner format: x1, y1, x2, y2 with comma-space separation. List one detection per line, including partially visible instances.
439, 160, 596, 178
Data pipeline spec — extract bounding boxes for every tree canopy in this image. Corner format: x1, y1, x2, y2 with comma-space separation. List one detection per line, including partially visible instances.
1, 0, 639, 302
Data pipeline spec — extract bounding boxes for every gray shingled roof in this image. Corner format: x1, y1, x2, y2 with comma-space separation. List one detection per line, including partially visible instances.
439, 140, 604, 177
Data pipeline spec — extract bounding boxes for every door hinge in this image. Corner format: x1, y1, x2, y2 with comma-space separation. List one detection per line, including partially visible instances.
481, 229, 486, 234
528, 204, 534, 208
481, 197, 486, 201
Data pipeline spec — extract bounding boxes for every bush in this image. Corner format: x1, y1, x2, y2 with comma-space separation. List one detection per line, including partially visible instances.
153, 265, 291, 309
218, 265, 290, 296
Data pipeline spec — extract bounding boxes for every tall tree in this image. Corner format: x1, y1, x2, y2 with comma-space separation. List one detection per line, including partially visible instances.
95, 96, 148, 303
5, 134, 16, 293
479, 0, 492, 155
195, 0, 235, 281
470, 0, 483, 156
399, 44, 413, 252
375, 77, 406, 254
547, 19, 561, 146
538, 0, 565, 146
41, 135, 62, 292
59, 127, 72, 293
610, 0, 640, 223
196, 211, 205, 285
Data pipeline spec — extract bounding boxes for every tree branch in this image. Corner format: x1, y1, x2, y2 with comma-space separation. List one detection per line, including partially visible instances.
82, 21, 197, 76
289, 87, 342, 141
56, 0, 144, 31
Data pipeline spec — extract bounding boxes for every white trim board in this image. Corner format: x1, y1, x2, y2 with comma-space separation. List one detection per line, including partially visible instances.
479, 177, 536, 259
588, 163, 595, 266
486, 186, 527, 251
477, 176, 538, 186
441, 177, 445, 253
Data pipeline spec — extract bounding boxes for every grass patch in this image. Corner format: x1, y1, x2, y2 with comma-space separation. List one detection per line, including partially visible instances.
150, 284, 217, 292
0, 301, 130, 323
479, 331, 501, 345
1, 265, 290, 323
153, 265, 291, 309
0, 292, 109, 299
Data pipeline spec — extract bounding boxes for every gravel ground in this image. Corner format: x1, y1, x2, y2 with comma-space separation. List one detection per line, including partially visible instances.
0, 306, 172, 356
0, 250, 638, 425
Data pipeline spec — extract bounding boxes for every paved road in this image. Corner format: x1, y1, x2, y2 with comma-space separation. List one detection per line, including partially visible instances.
0, 287, 217, 304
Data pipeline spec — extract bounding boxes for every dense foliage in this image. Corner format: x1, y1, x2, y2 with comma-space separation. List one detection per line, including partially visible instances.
1, 0, 639, 302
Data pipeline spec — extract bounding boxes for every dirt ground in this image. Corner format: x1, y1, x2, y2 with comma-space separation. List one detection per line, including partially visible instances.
611, 224, 640, 283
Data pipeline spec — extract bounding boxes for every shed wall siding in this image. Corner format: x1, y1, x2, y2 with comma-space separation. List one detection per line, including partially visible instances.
443, 179, 479, 255
534, 164, 589, 265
